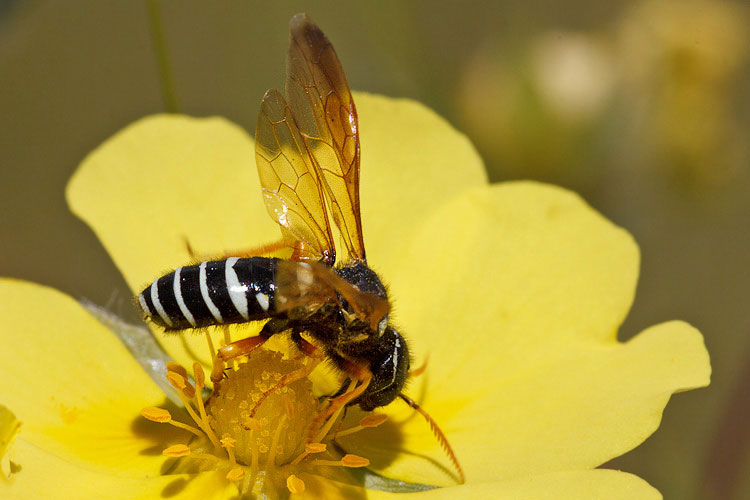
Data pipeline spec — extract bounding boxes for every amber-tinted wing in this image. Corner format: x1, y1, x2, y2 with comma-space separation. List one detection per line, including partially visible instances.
275, 261, 389, 331
285, 13, 366, 262
255, 88, 335, 264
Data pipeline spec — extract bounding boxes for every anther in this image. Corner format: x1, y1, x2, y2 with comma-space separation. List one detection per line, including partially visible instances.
334, 413, 388, 438
141, 407, 171, 423
167, 371, 196, 398
290, 442, 327, 466
162, 444, 191, 457
287, 474, 305, 494
167, 372, 186, 390
360, 414, 388, 427
166, 362, 187, 378
182, 384, 196, 399
221, 436, 238, 467
141, 406, 205, 438
226, 467, 245, 481
309, 454, 370, 468
193, 362, 205, 389
341, 454, 370, 468
305, 443, 326, 454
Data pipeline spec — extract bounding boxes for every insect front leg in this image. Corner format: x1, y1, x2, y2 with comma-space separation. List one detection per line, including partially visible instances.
307, 356, 373, 443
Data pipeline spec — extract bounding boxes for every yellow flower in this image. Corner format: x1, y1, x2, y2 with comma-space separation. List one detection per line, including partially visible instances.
1, 93, 709, 499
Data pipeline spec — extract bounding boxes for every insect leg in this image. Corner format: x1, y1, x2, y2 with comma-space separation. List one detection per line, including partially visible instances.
308, 359, 373, 443
399, 393, 465, 484
183, 236, 288, 262
409, 354, 429, 378
248, 329, 324, 418
216, 319, 288, 361
217, 335, 268, 361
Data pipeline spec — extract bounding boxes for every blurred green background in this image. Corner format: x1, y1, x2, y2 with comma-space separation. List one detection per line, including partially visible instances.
1, 1, 748, 498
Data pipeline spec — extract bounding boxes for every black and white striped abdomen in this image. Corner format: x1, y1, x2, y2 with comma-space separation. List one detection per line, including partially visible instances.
138, 257, 278, 330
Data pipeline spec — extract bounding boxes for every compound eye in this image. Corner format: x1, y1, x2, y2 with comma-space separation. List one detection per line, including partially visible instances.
377, 315, 388, 336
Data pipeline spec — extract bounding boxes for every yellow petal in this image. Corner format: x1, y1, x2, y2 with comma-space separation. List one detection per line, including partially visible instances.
4, 439, 235, 500
288, 473, 372, 500
392, 182, 640, 365
0, 405, 21, 480
364, 469, 660, 499
0, 279, 182, 476
354, 92, 487, 272
66, 94, 487, 368
67, 114, 275, 368
342, 183, 710, 485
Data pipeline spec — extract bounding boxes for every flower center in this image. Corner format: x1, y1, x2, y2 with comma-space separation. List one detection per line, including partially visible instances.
142, 345, 385, 496
207, 350, 318, 466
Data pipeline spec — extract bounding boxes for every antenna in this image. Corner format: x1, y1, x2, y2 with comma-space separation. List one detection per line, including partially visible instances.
399, 393, 465, 484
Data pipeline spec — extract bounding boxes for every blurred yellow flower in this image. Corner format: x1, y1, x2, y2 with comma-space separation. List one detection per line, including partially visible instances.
530, 32, 616, 124
617, 0, 749, 186
0, 93, 709, 499
457, 32, 616, 188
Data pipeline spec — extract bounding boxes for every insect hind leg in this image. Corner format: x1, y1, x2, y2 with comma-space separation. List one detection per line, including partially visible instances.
183, 236, 288, 262
216, 319, 288, 362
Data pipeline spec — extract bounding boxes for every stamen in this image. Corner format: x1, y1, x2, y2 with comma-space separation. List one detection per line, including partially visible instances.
249, 425, 259, 473
166, 371, 187, 390
162, 444, 191, 457
193, 362, 206, 389
334, 413, 388, 438
190, 452, 221, 462
308, 454, 370, 468
141, 406, 170, 423
286, 474, 305, 494
166, 362, 187, 378
222, 326, 232, 347
169, 372, 222, 452
146, 350, 381, 496
141, 406, 205, 438
221, 435, 238, 467
181, 384, 196, 399
205, 331, 216, 359
169, 420, 205, 438
290, 442, 327, 466
306, 442, 327, 454
266, 414, 288, 467
192, 363, 211, 426
341, 454, 370, 468
360, 413, 388, 427
226, 467, 245, 482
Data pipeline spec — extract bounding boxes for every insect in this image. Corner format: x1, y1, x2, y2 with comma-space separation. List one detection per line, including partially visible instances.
137, 13, 463, 482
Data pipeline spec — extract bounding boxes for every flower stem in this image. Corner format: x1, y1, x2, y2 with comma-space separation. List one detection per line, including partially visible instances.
146, 0, 179, 113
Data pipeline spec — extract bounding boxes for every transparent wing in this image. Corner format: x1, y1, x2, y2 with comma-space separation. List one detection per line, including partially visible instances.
255, 88, 335, 264
285, 13, 366, 262
275, 261, 389, 330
